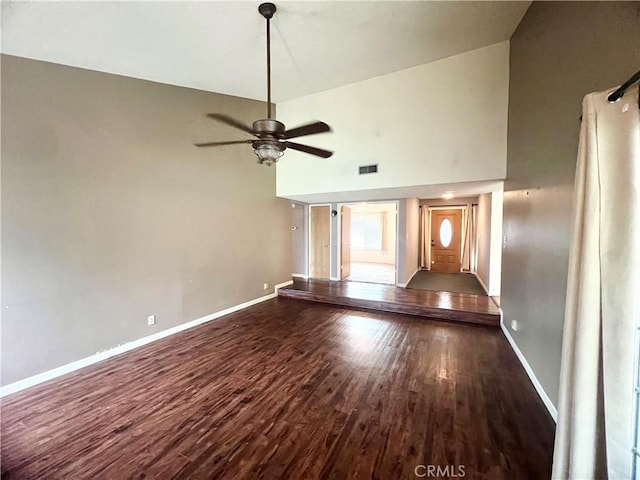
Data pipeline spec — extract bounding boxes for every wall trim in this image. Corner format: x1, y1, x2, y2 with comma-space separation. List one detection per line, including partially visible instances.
291, 273, 308, 280
500, 319, 558, 422
473, 272, 491, 296
1, 281, 293, 398
275, 280, 294, 291
397, 267, 420, 288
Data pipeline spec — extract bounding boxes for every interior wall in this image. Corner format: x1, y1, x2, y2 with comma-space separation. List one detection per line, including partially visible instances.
276, 42, 509, 199
503, 1, 640, 407
476, 193, 492, 292
396, 200, 407, 283
1, 55, 293, 385
404, 198, 420, 284
489, 191, 503, 296
291, 202, 308, 276
476, 191, 503, 296
395, 198, 420, 285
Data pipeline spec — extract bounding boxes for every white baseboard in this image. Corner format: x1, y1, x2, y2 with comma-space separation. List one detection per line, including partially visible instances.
397, 268, 420, 288
330, 276, 341, 281
473, 272, 491, 296
275, 280, 293, 291
291, 273, 308, 280
1, 282, 292, 398
500, 320, 558, 422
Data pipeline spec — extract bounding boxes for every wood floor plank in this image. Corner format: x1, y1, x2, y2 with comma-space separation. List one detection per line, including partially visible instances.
1, 298, 554, 479
279, 279, 500, 326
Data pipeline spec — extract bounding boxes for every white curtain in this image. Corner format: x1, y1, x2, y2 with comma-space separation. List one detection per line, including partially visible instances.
460, 204, 477, 272
419, 206, 429, 268
460, 205, 469, 270
553, 86, 639, 479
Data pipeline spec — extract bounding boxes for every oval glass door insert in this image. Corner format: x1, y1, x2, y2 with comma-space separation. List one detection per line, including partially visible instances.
440, 219, 452, 247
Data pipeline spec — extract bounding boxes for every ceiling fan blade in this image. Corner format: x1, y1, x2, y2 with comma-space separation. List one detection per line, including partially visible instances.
194, 140, 254, 147
283, 121, 331, 139
284, 141, 333, 158
206, 114, 255, 135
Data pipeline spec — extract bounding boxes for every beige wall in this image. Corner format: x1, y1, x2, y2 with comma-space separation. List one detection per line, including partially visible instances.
290, 202, 308, 276
476, 194, 492, 291
1, 55, 293, 385
488, 191, 503, 296
468, 192, 503, 295
404, 198, 420, 284
502, 1, 640, 407
395, 198, 420, 286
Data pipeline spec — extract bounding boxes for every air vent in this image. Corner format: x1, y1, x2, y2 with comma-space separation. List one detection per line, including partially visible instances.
359, 164, 378, 175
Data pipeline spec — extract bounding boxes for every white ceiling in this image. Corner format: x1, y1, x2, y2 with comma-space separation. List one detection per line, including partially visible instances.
2, 1, 530, 103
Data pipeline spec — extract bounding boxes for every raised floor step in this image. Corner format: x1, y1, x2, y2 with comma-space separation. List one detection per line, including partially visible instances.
278, 279, 500, 327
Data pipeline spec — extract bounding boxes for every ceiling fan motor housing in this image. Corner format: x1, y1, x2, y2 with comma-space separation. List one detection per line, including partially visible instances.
251, 118, 285, 166
253, 119, 285, 137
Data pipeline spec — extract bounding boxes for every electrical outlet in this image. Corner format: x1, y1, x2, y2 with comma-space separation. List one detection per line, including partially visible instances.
147, 315, 156, 326
263, 283, 270, 290
511, 319, 518, 331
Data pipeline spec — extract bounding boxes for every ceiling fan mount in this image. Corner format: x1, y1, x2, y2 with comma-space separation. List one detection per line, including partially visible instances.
258, 2, 276, 19
194, 2, 334, 165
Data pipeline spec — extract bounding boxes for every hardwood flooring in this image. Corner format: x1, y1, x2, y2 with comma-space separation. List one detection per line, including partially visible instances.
279, 279, 500, 327
1, 298, 554, 479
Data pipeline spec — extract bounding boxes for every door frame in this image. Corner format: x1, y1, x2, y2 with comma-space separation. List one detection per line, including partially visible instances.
308, 204, 332, 279
426, 206, 466, 271
336, 200, 399, 285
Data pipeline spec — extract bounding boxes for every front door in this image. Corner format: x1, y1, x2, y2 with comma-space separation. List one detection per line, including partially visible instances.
309, 205, 330, 279
430, 209, 462, 273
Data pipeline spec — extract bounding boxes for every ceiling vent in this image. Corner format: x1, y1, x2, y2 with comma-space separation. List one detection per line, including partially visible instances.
359, 164, 378, 175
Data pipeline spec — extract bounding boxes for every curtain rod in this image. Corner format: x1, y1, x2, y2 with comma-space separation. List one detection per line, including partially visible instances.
579, 69, 640, 120
607, 69, 640, 103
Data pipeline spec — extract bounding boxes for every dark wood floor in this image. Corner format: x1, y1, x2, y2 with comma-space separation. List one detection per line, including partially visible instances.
1, 298, 554, 479
279, 279, 501, 326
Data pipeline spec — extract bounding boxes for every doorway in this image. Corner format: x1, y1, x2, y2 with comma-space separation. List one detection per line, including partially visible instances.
419, 205, 472, 274
430, 208, 463, 273
339, 202, 397, 284
309, 205, 330, 279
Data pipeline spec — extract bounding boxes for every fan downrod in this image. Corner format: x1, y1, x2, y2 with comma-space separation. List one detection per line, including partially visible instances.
193, 2, 334, 161
258, 3, 276, 19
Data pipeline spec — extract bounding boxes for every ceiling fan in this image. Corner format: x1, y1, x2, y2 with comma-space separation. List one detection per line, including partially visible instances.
195, 2, 334, 166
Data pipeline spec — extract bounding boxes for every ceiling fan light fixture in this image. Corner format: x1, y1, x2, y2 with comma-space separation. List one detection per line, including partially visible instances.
253, 142, 284, 166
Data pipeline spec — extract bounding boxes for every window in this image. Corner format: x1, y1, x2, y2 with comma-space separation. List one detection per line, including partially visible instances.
439, 218, 453, 247
351, 212, 386, 250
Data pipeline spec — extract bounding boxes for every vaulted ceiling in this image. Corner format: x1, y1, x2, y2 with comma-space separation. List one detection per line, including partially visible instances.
2, 1, 530, 102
